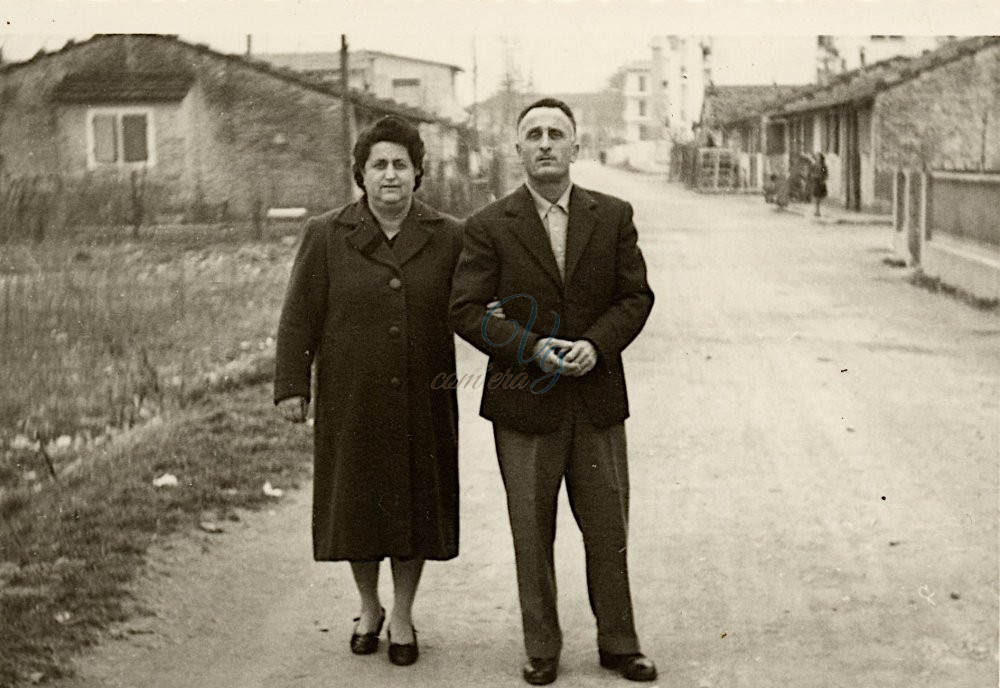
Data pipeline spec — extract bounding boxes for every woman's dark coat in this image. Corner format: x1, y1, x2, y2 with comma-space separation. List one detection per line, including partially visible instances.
274, 198, 463, 561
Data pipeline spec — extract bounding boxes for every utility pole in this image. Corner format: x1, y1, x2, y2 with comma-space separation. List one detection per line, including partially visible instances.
340, 34, 353, 203
471, 37, 479, 151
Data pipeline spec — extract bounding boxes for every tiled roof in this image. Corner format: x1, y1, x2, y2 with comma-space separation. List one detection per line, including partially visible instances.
1, 34, 441, 124
254, 52, 345, 73
777, 35, 1000, 115
54, 71, 194, 103
702, 84, 809, 127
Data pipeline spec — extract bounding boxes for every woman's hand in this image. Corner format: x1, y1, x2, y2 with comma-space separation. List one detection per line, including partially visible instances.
277, 396, 308, 423
486, 300, 507, 320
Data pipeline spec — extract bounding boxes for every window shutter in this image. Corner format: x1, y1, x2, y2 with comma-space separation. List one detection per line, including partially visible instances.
122, 114, 148, 163
93, 114, 118, 163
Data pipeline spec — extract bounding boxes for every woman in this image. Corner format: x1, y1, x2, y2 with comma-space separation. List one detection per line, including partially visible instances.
274, 116, 462, 666
809, 152, 829, 217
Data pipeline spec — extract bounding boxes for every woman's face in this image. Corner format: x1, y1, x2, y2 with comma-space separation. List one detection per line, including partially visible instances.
362, 141, 417, 207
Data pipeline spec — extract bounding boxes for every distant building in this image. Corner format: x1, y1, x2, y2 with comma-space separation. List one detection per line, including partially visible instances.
651, 35, 712, 142
0, 34, 453, 224
256, 49, 465, 122
622, 60, 656, 143
704, 36, 1000, 212
698, 84, 807, 188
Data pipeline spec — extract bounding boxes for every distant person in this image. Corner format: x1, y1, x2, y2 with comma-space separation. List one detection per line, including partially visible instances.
450, 97, 657, 685
809, 153, 829, 216
274, 116, 463, 667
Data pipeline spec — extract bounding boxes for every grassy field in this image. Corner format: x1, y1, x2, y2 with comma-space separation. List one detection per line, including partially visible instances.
0, 222, 312, 685
0, 225, 295, 493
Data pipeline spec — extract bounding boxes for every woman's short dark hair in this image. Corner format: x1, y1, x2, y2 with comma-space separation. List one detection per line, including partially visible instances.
352, 116, 425, 191
516, 98, 577, 133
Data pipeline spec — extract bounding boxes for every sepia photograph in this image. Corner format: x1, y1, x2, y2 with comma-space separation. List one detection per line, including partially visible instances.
0, 1, 997, 686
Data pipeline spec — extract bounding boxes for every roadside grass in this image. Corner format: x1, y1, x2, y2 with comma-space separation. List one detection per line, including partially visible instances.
909, 268, 1000, 311
0, 379, 312, 687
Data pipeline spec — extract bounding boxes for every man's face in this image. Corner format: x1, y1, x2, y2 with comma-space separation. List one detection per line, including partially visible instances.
516, 107, 578, 185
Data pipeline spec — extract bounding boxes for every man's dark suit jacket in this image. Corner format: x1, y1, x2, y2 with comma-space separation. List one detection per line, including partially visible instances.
450, 184, 654, 434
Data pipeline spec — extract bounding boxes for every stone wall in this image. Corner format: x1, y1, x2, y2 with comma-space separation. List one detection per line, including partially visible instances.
875, 43, 1000, 172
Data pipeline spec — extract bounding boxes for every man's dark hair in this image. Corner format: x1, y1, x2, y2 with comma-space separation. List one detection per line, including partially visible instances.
516, 98, 576, 133
352, 116, 425, 191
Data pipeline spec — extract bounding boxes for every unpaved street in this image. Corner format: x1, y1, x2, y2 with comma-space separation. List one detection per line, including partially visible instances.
57, 163, 998, 688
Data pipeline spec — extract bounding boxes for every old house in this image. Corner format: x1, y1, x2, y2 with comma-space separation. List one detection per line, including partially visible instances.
0, 33, 448, 227
698, 84, 806, 189
769, 35, 1000, 213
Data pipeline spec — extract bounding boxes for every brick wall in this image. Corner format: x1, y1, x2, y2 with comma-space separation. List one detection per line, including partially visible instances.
875, 43, 1000, 172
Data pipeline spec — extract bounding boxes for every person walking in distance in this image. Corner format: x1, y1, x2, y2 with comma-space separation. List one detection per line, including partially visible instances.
809, 152, 829, 217
450, 98, 657, 685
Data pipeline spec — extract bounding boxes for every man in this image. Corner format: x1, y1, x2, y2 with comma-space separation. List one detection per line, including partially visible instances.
450, 98, 656, 685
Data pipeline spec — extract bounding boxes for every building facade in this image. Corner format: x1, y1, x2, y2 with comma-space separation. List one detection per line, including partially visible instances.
256, 49, 465, 123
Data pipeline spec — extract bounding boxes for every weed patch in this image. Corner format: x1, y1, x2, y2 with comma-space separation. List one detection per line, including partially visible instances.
0, 382, 311, 686
909, 269, 1000, 311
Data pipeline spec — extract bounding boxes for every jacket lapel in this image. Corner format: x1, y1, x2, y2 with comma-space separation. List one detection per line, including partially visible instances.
505, 185, 563, 288
564, 186, 598, 284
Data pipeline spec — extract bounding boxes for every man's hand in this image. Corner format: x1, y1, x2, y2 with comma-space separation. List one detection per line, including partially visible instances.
277, 396, 308, 423
532, 337, 574, 374
558, 340, 598, 377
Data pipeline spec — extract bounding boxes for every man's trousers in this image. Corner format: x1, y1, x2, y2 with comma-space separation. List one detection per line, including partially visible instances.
493, 411, 641, 660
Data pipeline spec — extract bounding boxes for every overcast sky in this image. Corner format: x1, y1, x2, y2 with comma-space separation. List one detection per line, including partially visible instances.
2, 0, 998, 106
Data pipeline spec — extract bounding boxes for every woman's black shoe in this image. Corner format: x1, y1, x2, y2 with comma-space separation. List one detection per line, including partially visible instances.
349, 608, 385, 655
387, 626, 419, 666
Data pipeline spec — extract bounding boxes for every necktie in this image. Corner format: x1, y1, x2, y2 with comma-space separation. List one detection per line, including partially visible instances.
544, 204, 567, 279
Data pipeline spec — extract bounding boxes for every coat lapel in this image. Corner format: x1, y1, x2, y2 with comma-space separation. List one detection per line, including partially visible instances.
564, 186, 598, 284
504, 185, 563, 288
341, 199, 438, 270
393, 200, 437, 267
342, 201, 398, 270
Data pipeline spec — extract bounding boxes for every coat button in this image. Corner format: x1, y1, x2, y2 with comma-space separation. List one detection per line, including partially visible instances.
389, 277, 402, 290
390, 377, 402, 388
388, 325, 401, 337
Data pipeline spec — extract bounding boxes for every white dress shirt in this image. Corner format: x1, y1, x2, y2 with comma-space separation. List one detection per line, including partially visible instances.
526, 182, 572, 279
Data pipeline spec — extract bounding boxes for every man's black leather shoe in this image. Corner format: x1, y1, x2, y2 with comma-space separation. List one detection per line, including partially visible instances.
598, 651, 658, 682
522, 657, 559, 685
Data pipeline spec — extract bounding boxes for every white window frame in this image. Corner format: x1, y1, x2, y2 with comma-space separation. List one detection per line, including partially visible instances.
85, 106, 157, 170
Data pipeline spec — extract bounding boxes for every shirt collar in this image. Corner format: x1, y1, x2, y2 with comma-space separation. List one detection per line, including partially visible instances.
525, 181, 573, 219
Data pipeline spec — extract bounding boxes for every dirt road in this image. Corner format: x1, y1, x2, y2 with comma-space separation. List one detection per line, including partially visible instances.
57, 163, 998, 688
